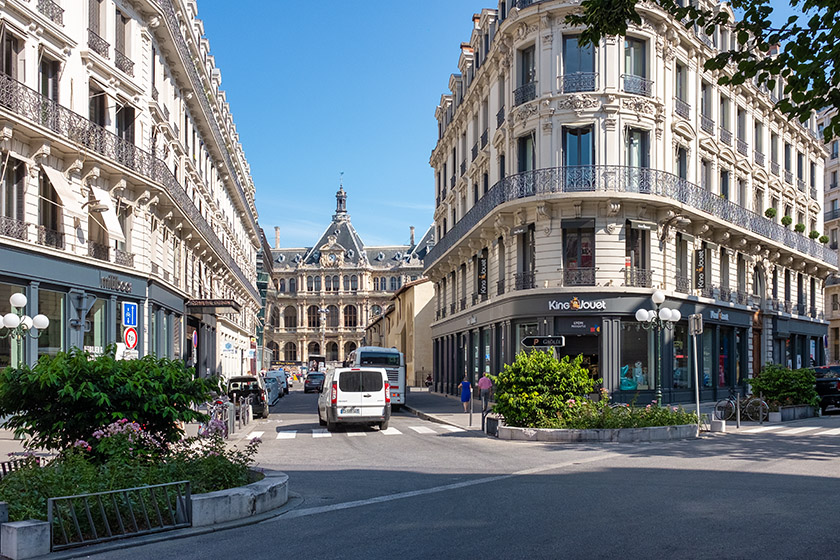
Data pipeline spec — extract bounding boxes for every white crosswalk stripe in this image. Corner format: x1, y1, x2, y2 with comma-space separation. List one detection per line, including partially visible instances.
275, 431, 297, 439
347, 431, 367, 437
380, 427, 402, 435
817, 428, 840, 435
778, 427, 820, 435
312, 429, 332, 438
246, 431, 264, 440
742, 426, 781, 433
410, 426, 437, 434
439, 425, 466, 432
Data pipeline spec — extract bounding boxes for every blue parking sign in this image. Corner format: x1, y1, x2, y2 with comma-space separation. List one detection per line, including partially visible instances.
122, 302, 137, 327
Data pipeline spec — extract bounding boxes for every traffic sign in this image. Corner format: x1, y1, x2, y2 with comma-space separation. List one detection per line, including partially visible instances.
689, 313, 703, 336
122, 302, 137, 327
124, 327, 138, 350
521, 336, 566, 347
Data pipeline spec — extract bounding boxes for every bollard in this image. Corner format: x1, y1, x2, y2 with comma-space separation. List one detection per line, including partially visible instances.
736, 396, 741, 429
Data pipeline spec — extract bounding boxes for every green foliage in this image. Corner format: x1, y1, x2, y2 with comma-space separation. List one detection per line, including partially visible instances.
546, 391, 697, 429
781, 215, 793, 227
565, 0, 840, 141
764, 207, 777, 218
794, 223, 806, 233
0, 346, 216, 451
492, 351, 594, 428
809, 230, 820, 239
750, 363, 819, 408
820, 235, 830, 244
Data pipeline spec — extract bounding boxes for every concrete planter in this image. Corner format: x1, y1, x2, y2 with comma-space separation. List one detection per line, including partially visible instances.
768, 411, 782, 423
497, 424, 698, 443
780, 405, 816, 422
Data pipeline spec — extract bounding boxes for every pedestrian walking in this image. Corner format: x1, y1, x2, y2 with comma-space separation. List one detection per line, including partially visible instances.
460, 376, 471, 412
477, 372, 493, 411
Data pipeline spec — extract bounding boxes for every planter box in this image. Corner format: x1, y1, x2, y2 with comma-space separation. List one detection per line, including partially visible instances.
497, 424, 698, 443
780, 405, 816, 422
768, 411, 782, 423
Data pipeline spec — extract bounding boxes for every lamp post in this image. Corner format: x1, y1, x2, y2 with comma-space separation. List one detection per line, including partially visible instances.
0, 294, 50, 367
634, 290, 681, 406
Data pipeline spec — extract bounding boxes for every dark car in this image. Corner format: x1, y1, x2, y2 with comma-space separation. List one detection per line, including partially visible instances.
228, 376, 270, 418
815, 366, 840, 414
304, 373, 326, 393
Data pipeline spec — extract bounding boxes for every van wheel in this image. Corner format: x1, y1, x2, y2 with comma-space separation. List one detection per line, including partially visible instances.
326, 417, 336, 432
379, 420, 389, 431
262, 407, 270, 419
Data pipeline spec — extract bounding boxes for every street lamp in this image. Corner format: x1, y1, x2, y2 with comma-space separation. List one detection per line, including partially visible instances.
634, 290, 681, 406
0, 294, 50, 367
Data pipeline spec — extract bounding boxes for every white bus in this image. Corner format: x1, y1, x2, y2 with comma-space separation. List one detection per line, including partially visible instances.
345, 346, 406, 410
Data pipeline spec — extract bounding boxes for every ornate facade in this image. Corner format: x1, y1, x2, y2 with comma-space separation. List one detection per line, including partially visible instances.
265, 188, 432, 366
0, 0, 261, 378
427, 0, 834, 403
820, 108, 840, 362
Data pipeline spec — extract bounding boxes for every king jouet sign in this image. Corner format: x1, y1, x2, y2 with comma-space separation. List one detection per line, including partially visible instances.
548, 297, 606, 311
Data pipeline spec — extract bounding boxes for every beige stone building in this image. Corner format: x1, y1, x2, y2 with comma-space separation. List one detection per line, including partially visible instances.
819, 108, 840, 362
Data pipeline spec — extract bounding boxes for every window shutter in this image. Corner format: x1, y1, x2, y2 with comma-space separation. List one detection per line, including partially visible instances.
14, 162, 24, 221
0, 23, 6, 76
115, 11, 126, 54
89, 0, 100, 33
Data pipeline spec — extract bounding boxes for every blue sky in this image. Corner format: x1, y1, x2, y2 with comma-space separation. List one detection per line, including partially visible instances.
198, 1, 480, 248
198, 1, 805, 249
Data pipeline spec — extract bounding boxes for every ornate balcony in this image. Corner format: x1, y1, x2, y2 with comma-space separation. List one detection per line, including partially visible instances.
450, 175, 456, 188
424, 165, 839, 269
88, 242, 110, 262
559, 267, 597, 286
770, 161, 780, 176
754, 150, 765, 167
449, 303, 456, 315
674, 98, 690, 120
497, 279, 505, 295
560, 72, 598, 94
513, 82, 536, 106
700, 115, 715, 134
675, 274, 691, 293
115, 248, 135, 267
37, 225, 64, 249
0, 217, 27, 241
115, 50, 135, 77
515, 272, 535, 291
736, 139, 748, 156
481, 129, 488, 148
784, 170, 793, 184
37, 0, 64, 25
797, 179, 806, 192
621, 74, 653, 97
471, 143, 478, 162
88, 29, 109, 59
460, 160, 466, 176
719, 127, 732, 146
460, 297, 467, 311
151, 86, 159, 101
701, 285, 716, 299
496, 105, 505, 127
625, 267, 653, 288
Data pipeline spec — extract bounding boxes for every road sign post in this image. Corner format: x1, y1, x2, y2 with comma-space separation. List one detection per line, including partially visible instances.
124, 327, 138, 350
122, 302, 137, 328
689, 314, 703, 430
520, 336, 566, 348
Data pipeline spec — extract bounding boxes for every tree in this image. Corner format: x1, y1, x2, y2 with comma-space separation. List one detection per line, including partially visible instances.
566, 0, 840, 140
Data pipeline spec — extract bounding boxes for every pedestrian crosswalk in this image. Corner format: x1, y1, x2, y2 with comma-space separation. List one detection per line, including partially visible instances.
740, 425, 840, 436
245, 424, 468, 440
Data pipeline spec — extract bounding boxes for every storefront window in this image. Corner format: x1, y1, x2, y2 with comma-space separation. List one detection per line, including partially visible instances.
673, 324, 691, 389
162, 312, 169, 358
515, 322, 538, 354
620, 323, 651, 391
83, 299, 106, 355
719, 327, 732, 387
38, 290, 65, 357
0, 283, 25, 368
482, 329, 491, 375
702, 330, 713, 387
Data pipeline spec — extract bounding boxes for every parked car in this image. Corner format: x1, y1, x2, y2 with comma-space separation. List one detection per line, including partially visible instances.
304, 372, 326, 393
317, 367, 391, 431
284, 371, 293, 392
265, 370, 288, 398
228, 375, 270, 418
264, 376, 281, 405
814, 365, 840, 414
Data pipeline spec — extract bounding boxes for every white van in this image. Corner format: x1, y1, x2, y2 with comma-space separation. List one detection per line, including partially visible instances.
344, 347, 406, 410
317, 367, 391, 431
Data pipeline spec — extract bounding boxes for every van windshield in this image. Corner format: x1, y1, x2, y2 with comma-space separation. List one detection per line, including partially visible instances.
359, 353, 400, 367
339, 371, 383, 392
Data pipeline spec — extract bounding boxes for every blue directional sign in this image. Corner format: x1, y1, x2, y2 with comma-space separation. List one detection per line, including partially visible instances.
122, 302, 137, 328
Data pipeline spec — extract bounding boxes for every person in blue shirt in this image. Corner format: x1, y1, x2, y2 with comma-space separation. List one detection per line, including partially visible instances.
460, 376, 471, 412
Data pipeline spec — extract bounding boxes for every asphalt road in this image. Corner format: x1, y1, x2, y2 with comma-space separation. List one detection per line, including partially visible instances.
79, 386, 840, 559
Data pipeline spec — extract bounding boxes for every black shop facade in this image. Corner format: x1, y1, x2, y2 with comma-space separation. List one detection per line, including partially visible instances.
430, 291, 826, 405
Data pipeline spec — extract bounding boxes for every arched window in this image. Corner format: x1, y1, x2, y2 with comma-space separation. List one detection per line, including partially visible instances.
278, 279, 285, 292
332, 276, 339, 291
314, 275, 321, 291
344, 341, 357, 357
371, 304, 382, 316
344, 305, 357, 328
373, 278, 379, 291
325, 276, 332, 291
284, 342, 296, 362
343, 275, 350, 291
307, 341, 320, 358
267, 341, 280, 361
307, 275, 314, 291
307, 305, 320, 328
327, 341, 339, 362
289, 278, 296, 293
390, 277, 398, 291
269, 306, 280, 328
284, 306, 297, 328
351, 275, 358, 291
327, 305, 339, 327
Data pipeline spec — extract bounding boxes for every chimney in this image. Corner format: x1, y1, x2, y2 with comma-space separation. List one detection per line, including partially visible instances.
410, 226, 415, 246
274, 226, 280, 249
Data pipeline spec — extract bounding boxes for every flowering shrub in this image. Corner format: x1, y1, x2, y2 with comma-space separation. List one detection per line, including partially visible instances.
548, 391, 697, 429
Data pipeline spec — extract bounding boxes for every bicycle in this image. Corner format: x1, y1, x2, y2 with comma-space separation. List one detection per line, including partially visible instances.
197, 397, 229, 437
714, 389, 769, 422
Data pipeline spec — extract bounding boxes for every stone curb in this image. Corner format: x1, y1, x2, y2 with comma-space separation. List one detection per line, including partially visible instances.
497, 424, 700, 442
402, 406, 490, 435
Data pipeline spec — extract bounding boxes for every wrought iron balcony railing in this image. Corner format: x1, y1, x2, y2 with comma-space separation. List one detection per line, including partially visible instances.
460, 297, 467, 311
471, 143, 478, 162
450, 303, 456, 314
115, 248, 135, 267
797, 303, 806, 315
736, 138, 748, 156
514, 82, 536, 106
37, 0, 64, 25
460, 160, 466, 176
754, 150, 765, 166
797, 179, 805, 192
561, 72, 598, 94
701, 285, 716, 299
719, 127, 732, 145
37, 225, 64, 249
0, 216, 27, 241
115, 50, 134, 77
0, 73, 259, 300
515, 271, 536, 290
784, 170, 793, 184
88, 241, 110, 261
675, 274, 691, 293
496, 105, 505, 127
621, 74, 653, 97
559, 267, 596, 286
497, 279, 505, 295
674, 98, 690, 120
825, 208, 840, 222
784, 300, 793, 313
770, 161, 780, 176
700, 115, 715, 134
811, 186, 817, 200
831, 183, 838, 190
87, 29, 109, 58
481, 129, 488, 148
625, 267, 653, 288
423, 165, 838, 268
450, 175, 456, 188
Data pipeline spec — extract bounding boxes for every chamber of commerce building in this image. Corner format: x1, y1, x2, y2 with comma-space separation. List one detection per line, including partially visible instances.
0, 0, 261, 379
426, 0, 836, 404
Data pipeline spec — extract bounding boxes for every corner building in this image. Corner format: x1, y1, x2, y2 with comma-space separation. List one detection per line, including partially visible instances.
426, 0, 835, 404
0, 0, 261, 378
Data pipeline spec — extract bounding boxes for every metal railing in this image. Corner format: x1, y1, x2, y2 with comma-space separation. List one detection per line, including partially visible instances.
515, 271, 535, 290
754, 150, 765, 166
561, 72, 598, 93
514, 82, 536, 106
675, 274, 691, 293
424, 165, 839, 268
0, 456, 44, 479
719, 127, 732, 145
88, 242, 110, 261
450, 175, 456, 188
811, 186, 817, 200
481, 129, 488, 148
0, 216, 28, 241
625, 267, 653, 287
828, 209, 840, 222
701, 285, 716, 299
37, 0, 64, 25
719, 286, 732, 302
797, 179, 805, 192
460, 160, 466, 176
37, 225, 64, 249
0, 72, 259, 300
115, 249, 135, 267
471, 143, 478, 162
87, 29, 109, 58
736, 138, 748, 156
700, 114, 714, 134
496, 105, 505, 127
48, 481, 191, 551
559, 267, 596, 286
674, 97, 690, 119
770, 161, 780, 176
115, 50, 134, 77
151, 86, 159, 101
460, 297, 467, 311
450, 302, 456, 314
621, 74, 653, 97
785, 170, 793, 183
497, 279, 505, 295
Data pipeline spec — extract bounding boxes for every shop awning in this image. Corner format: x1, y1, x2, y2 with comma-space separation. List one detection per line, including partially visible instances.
89, 186, 125, 243
187, 299, 242, 315
628, 220, 657, 230
40, 164, 85, 219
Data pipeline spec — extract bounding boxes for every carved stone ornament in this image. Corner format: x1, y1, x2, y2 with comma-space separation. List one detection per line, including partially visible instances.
606, 223, 616, 234
516, 104, 539, 123
516, 24, 538, 40
542, 33, 554, 47
542, 121, 553, 133
557, 94, 599, 116
607, 200, 621, 217
622, 97, 655, 115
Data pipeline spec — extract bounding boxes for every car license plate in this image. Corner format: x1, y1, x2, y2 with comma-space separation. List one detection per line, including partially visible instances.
340, 407, 360, 414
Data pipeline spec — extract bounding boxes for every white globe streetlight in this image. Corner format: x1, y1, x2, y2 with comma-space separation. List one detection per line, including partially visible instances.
0, 294, 50, 368
634, 292, 682, 406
